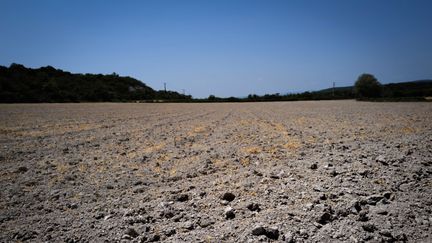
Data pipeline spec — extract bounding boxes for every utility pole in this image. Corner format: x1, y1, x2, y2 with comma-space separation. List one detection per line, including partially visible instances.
164, 82, 167, 93
332, 82, 335, 97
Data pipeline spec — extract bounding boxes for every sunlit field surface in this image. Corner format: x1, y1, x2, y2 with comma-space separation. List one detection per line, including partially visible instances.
1, 101, 431, 242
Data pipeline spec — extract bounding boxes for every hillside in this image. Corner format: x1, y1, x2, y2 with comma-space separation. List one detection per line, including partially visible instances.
0, 64, 191, 103
382, 80, 432, 97
316, 80, 432, 98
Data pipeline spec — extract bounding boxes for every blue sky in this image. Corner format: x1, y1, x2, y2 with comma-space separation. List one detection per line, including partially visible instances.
1, 0, 431, 98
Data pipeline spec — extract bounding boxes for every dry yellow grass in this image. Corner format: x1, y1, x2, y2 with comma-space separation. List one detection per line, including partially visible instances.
402, 126, 416, 134
283, 140, 301, 150
143, 143, 166, 153
193, 126, 208, 133
56, 163, 69, 174
153, 166, 162, 174
78, 163, 87, 173
242, 146, 262, 154
156, 154, 170, 162
240, 157, 251, 166
169, 168, 177, 176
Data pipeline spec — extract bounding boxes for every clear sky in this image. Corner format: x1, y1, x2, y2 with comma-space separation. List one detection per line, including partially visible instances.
1, 0, 431, 98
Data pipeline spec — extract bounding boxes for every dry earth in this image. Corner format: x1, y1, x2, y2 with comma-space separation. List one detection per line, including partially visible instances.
0, 101, 431, 242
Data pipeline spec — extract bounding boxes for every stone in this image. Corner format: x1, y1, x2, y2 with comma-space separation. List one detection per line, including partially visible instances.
349, 200, 362, 214
125, 228, 139, 238
362, 223, 377, 232
251, 226, 267, 236
310, 163, 318, 170
16, 166, 28, 173
365, 194, 384, 205
251, 226, 279, 240
330, 170, 338, 177
379, 230, 393, 238
161, 209, 175, 219
183, 221, 195, 230
64, 174, 76, 181
376, 155, 388, 165
313, 203, 326, 212
133, 186, 146, 194
299, 229, 309, 238
253, 170, 263, 176
305, 203, 314, 211
317, 212, 332, 225
148, 234, 160, 242
265, 227, 280, 240
164, 228, 176, 236
176, 194, 189, 202
95, 213, 105, 220
221, 192, 235, 202
383, 191, 393, 200
246, 203, 260, 212
319, 194, 327, 200
375, 209, 388, 215
221, 200, 230, 206
359, 169, 370, 176
283, 231, 294, 243
172, 213, 183, 222
68, 203, 79, 209
336, 208, 349, 218
198, 218, 215, 228
358, 211, 369, 222
395, 233, 407, 241
224, 206, 235, 219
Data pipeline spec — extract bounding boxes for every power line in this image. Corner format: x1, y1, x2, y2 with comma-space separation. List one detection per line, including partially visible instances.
332, 81, 335, 97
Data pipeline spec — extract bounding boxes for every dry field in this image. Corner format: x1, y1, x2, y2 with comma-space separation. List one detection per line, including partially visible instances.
0, 101, 431, 242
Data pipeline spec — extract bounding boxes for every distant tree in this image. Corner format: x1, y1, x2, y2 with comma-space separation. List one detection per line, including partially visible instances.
354, 73, 382, 98
9, 63, 26, 70
247, 94, 259, 101
226, 96, 240, 102
208, 95, 216, 101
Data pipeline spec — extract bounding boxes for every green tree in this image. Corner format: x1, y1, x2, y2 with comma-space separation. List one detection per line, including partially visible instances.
208, 95, 216, 101
354, 73, 382, 98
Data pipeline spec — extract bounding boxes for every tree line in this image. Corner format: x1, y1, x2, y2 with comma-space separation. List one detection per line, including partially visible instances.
201, 74, 432, 102
0, 64, 191, 103
1, 64, 430, 103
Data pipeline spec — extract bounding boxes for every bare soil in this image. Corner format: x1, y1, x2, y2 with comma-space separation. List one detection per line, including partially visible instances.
0, 101, 431, 242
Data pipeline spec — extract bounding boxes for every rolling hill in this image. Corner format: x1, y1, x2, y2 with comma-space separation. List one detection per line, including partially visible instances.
0, 64, 191, 103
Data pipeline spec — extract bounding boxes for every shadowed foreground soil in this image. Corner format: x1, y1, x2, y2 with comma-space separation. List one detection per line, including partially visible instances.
0, 101, 431, 242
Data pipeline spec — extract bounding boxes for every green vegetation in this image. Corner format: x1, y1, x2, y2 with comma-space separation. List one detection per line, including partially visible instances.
0, 64, 191, 103
354, 73, 382, 98
197, 78, 431, 102
1, 64, 430, 103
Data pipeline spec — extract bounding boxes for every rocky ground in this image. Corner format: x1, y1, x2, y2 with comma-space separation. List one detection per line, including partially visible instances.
0, 101, 431, 242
